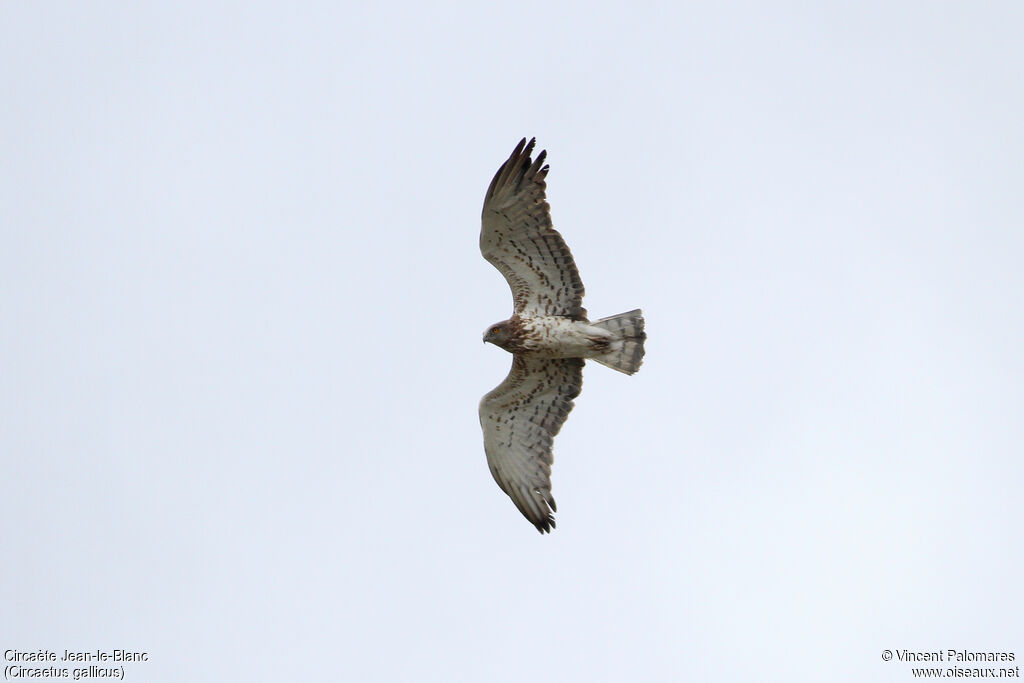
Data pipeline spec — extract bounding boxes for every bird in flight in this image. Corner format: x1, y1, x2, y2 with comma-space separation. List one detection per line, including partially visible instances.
479, 138, 646, 533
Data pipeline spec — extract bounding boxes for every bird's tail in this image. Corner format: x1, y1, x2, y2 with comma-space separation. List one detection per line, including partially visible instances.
590, 309, 646, 375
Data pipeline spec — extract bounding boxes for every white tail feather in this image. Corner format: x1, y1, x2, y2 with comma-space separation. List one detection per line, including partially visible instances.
590, 309, 646, 375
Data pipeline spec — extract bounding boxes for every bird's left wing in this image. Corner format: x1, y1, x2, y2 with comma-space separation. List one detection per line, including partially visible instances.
480, 138, 586, 320
479, 355, 584, 533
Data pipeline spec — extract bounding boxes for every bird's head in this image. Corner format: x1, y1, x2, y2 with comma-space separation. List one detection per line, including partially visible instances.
483, 320, 514, 349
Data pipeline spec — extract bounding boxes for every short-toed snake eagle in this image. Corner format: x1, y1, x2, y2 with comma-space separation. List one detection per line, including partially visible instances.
479, 138, 646, 533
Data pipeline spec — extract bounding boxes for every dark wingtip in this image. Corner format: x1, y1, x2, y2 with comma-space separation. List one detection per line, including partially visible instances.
534, 515, 555, 534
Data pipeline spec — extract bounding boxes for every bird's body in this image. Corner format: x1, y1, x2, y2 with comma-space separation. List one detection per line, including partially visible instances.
478, 138, 646, 533
485, 315, 611, 358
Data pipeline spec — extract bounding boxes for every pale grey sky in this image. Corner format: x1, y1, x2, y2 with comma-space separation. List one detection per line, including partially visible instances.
2, 2, 1022, 681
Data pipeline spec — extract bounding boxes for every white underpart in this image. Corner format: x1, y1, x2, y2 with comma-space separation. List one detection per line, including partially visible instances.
518, 316, 613, 358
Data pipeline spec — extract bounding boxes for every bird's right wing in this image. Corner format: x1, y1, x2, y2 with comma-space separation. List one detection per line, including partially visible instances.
479, 355, 584, 533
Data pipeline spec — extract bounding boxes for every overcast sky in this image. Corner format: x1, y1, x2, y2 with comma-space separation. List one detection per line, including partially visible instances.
3, 2, 1022, 681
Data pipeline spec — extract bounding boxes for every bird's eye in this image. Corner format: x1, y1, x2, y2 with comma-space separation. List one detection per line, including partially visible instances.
491, 327, 500, 334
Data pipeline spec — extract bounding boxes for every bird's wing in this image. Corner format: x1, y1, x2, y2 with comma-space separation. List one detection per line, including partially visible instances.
479, 355, 584, 533
480, 138, 586, 320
